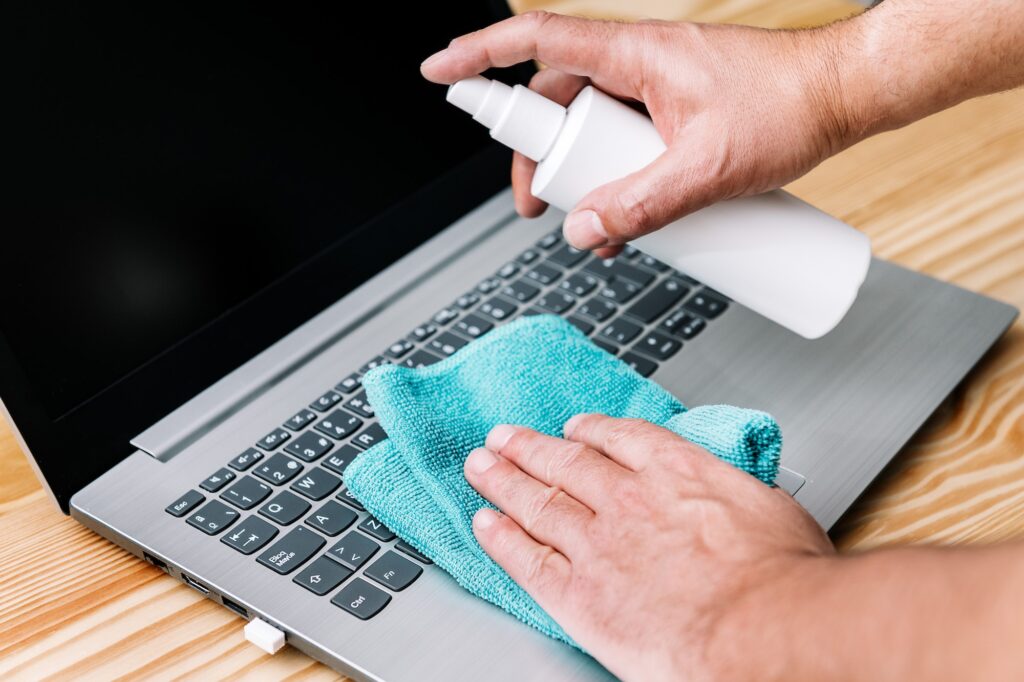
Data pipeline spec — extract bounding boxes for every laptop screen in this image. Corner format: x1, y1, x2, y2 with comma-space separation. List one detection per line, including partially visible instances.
4, 2, 520, 422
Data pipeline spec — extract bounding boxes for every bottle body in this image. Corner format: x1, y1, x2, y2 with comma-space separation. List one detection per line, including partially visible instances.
531, 86, 871, 339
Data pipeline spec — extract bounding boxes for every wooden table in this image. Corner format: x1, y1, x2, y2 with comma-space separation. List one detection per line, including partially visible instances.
2, 0, 1022, 678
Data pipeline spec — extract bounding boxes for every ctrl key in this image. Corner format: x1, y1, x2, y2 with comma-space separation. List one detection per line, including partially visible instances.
332, 578, 392, 620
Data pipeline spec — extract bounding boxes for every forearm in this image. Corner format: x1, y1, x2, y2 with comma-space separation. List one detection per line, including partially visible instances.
831, 0, 1024, 141
711, 544, 1024, 681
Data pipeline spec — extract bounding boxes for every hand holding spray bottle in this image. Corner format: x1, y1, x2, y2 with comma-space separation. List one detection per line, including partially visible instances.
445, 76, 871, 339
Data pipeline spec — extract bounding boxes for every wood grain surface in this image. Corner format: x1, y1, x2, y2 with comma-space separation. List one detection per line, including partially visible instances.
2, 0, 1022, 679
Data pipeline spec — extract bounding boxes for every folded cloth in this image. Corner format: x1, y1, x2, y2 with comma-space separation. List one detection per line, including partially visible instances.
345, 315, 781, 646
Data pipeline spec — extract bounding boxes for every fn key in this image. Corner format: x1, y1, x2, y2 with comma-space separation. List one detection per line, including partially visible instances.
332, 578, 391, 620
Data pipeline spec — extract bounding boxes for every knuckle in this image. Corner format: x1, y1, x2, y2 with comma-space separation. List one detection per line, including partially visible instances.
604, 417, 650, 451
546, 441, 588, 482
613, 189, 654, 237
523, 485, 563, 532
523, 545, 562, 586
519, 9, 554, 30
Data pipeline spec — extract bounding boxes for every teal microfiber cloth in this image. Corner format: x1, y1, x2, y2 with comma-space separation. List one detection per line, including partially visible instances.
345, 315, 781, 647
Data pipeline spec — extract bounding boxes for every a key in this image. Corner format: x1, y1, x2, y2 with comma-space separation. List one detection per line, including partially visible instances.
358, 516, 396, 542
496, 262, 520, 279
577, 297, 617, 322
535, 232, 561, 250
294, 556, 353, 595
633, 331, 682, 360
427, 331, 468, 357
310, 390, 343, 412
583, 257, 655, 287
332, 579, 391, 620
166, 490, 205, 517
336, 487, 365, 511
475, 277, 502, 295
358, 355, 390, 374
384, 339, 414, 359
335, 373, 362, 394
285, 431, 334, 462
407, 323, 438, 342
228, 447, 264, 471
283, 409, 317, 431
621, 245, 641, 260
502, 279, 540, 303
325, 531, 380, 570
305, 500, 359, 536
600, 319, 643, 345
638, 254, 670, 272
546, 244, 587, 268
351, 422, 387, 450
257, 526, 325, 575
364, 551, 423, 592
684, 292, 729, 319
344, 391, 374, 418
599, 278, 642, 304
252, 453, 304, 486
313, 409, 363, 440
660, 310, 706, 339
401, 349, 442, 369
322, 444, 362, 477
536, 291, 575, 314
525, 264, 561, 286
432, 307, 460, 326
592, 338, 619, 356
200, 468, 236, 492
479, 297, 518, 321
566, 316, 595, 335
220, 476, 272, 510
454, 291, 481, 309
517, 248, 540, 265
256, 428, 291, 451
395, 540, 433, 565
221, 516, 278, 555
560, 272, 599, 297
620, 351, 659, 378
625, 278, 689, 323
289, 467, 342, 501
455, 313, 494, 339
259, 490, 311, 525
186, 500, 239, 535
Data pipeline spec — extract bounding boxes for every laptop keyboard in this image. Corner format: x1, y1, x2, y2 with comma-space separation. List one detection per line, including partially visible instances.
164, 226, 730, 621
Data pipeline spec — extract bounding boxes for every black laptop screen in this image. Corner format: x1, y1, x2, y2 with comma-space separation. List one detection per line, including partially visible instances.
4, 2, 520, 422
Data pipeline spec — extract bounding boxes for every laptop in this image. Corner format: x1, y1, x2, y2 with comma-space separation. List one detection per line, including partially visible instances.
2, 2, 1017, 681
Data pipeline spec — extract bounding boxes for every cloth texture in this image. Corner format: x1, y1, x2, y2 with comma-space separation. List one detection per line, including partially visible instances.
345, 315, 781, 646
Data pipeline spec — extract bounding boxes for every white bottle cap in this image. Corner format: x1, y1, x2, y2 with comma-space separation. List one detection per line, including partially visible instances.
447, 77, 566, 162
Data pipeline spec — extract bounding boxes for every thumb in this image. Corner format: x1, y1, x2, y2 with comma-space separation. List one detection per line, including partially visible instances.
562, 148, 722, 250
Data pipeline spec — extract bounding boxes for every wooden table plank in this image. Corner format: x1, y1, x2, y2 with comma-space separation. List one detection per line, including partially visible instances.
1, 0, 1022, 678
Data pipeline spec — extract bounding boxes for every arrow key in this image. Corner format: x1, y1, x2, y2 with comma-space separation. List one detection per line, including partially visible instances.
293, 556, 353, 596
325, 531, 380, 571
305, 500, 358, 536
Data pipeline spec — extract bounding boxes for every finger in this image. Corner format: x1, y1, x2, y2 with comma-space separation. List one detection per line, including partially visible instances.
512, 152, 546, 217
486, 424, 627, 511
420, 12, 641, 100
561, 148, 727, 250
472, 508, 571, 610
562, 414, 684, 471
464, 447, 592, 556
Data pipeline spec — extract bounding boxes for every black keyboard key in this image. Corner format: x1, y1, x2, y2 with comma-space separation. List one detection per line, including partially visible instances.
294, 556, 353, 595
427, 331, 469, 357
536, 232, 561, 250
256, 428, 291, 451
625, 278, 689, 323
599, 278, 642, 304
408, 323, 438, 343
384, 339, 414, 359
358, 516, 396, 542
220, 476, 272, 510
322, 444, 362, 477
525, 264, 561, 286
401, 349, 443, 369
326, 531, 380, 570
583, 257, 655, 287
479, 297, 518, 321
536, 290, 575, 314
638, 254, 670, 272
600, 319, 643, 345
336, 487, 365, 511
560, 272, 599, 297
344, 391, 375, 418
227, 447, 264, 471
455, 313, 493, 339
432, 307, 460, 326
221, 516, 278, 554
310, 390, 343, 412
496, 262, 520, 279
592, 338, 619, 356
364, 551, 423, 592
577, 298, 617, 322
283, 409, 317, 432
521, 307, 546, 317
259, 490, 311, 525
395, 540, 433, 565
257, 526, 325, 574
314, 409, 364, 440
621, 245, 641, 260
359, 355, 391, 374
454, 291, 481, 309
566, 316, 595, 335
200, 468, 236, 492
518, 248, 541, 265
352, 422, 387, 450
475, 276, 502, 295
684, 292, 729, 319
290, 467, 342, 501
332, 579, 391, 620
502, 279, 540, 303
546, 244, 588, 268
335, 373, 362, 394
285, 431, 334, 462
253, 453, 304, 486
660, 310, 706, 339
305, 500, 359, 536
621, 351, 659, 377
633, 331, 683, 360
186, 500, 240, 535
166, 490, 205, 517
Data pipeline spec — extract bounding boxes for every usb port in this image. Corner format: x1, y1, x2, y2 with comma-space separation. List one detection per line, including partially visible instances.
143, 552, 168, 572
222, 597, 248, 619
181, 574, 210, 595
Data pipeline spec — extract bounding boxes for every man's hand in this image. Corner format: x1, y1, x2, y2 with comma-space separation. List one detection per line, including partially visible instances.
464, 416, 833, 681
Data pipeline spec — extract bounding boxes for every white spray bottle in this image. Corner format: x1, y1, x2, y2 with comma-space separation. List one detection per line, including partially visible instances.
446, 76, 871, 339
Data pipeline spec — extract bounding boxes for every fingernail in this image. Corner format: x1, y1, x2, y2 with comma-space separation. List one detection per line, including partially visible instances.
486, 424, 517, 452
474, 508, 499, 530
563, 210, 607, 250
563, 414, 586, 439
465, 447, 498, 475
420, 50, 447, 69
